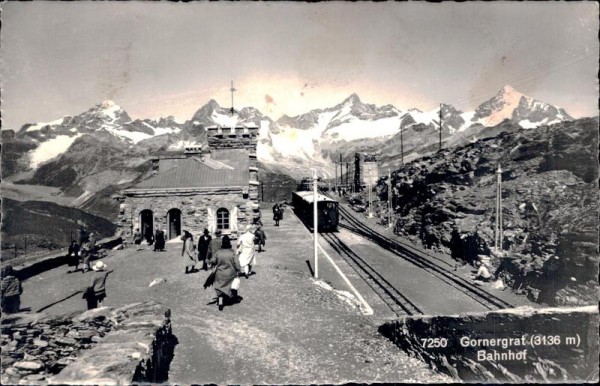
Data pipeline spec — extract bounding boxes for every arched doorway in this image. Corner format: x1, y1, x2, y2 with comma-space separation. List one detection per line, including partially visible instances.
139, 210, 154, 243
167, 208, 182, 240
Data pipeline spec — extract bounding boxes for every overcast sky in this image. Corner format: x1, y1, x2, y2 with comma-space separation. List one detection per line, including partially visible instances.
1, 2, 598, 130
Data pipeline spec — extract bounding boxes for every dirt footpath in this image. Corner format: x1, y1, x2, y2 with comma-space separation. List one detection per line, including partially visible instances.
19, 206, 450, 384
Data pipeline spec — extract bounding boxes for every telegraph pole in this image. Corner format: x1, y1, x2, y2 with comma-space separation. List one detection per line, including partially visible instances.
438, 103, 443, 151
334, 161, 338, 193
367, 168, 373, 218
345, 162, 349, 188
230, 81, 237, 115
312, 168, 319, 278
494, 164, 503, 253
388, 169, 392, 227
400, 124, 404, 165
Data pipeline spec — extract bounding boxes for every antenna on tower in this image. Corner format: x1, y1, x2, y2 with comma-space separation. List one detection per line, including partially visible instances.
230, 81, 237, 116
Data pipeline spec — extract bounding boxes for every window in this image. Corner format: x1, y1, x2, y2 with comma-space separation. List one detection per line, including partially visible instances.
216, 208, 230, 230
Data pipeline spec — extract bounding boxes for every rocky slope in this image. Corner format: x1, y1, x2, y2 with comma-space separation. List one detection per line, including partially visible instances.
1, 87, 576, 254
369, 117, 598, 306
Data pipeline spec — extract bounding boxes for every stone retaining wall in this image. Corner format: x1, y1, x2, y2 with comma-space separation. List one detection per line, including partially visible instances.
379, 306, 599, 383
13, 236, 122, 281
1, 301, 175, 384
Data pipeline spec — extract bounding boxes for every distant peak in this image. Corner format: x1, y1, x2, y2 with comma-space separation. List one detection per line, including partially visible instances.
101, 100, 118, 109
207, 99, 220, 107
498, 85, 523, 96
344, 93, 361, 104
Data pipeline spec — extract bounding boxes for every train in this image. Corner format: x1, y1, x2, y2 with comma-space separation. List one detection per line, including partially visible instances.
292, 191, 339, 232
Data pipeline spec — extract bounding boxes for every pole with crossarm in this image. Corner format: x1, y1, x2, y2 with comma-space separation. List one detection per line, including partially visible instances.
230, 81, 237, 116
312, 168, 319, 278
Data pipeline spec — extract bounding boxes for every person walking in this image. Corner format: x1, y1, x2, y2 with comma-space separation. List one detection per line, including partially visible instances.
182, 230, 197, 274
133, 228, 143, 251
273, 204, 281, 226
254, 225, 266, 252
83, 261, 109, 310
154, 228, 165, 251
207, 235, 241, 311
197, 229, 212, 270
237, 225, 256, 278
207, 229, 223, 270
81, 232, 97, 273
1, 265, 22, 314
67, 240, 81, 273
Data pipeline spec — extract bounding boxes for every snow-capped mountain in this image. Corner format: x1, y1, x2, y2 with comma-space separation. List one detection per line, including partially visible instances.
5, 85, 574, 181
16, 100, 183, 168
470, 85, 573, 128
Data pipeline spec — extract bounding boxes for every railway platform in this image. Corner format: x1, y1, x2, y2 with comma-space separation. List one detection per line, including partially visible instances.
15, 203, 450, 384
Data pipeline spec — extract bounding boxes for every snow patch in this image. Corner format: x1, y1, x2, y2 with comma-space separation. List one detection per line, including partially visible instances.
25, 117, 66, 132
29, 134, 83, 168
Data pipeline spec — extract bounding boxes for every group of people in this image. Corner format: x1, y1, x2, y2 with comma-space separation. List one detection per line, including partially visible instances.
132, 227, 166, 251
66, 228, 98, 273
178, 224, 267, 311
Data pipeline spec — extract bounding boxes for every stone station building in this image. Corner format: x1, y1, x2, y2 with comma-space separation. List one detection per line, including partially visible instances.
116, 125, 260, 241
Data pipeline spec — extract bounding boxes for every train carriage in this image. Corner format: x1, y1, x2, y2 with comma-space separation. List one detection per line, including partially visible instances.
292, 191, 339, 232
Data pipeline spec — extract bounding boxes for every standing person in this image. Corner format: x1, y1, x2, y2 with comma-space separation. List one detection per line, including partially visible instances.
181, 230, 197, 274
81, 233, 97, 273
1, 266, 22, 314
79, 226, 89, 246
67, 240, 81, 273
237, 225, 256, 278
207, 229, 223, 270
133, 228, 143, 251
197, 229, 212, 270
83, 261, 109, 310
254, 225, 266, 252
207, 235, 241, 311
273, 204, 281, 226
279, 202, 284, 220
144, 227, 154, 246
154, 228, 165, 252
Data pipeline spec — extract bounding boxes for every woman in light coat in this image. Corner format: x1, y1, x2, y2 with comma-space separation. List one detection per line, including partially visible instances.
237, 225, 256, 278
181, 231, 197, 274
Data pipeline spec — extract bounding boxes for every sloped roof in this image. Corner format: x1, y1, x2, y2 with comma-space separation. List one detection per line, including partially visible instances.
133, 155, 248, 190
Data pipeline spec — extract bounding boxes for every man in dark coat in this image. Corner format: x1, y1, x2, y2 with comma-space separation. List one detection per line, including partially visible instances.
207, 229, 222, 270
208, 236, 241, 311
67, 240, 81, 273
254, 226, 266, 252
154, 228, 166, 251
84, 261, 109, 310
197, 229, 212, 270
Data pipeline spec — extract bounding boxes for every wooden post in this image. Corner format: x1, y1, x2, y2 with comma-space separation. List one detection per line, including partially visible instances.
439, 103, 443, 151
313, 169, 319, 278
400, 124, 404, 165
388, 169, 392, 227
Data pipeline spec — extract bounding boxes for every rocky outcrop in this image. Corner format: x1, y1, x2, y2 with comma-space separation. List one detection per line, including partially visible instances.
1, 301, 175, 385
371, 117, 598, 306
379, 306, 599, 382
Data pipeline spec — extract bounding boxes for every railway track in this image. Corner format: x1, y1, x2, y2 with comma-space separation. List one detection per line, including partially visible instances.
320, 232, 423, 317
335, 203, 515, 311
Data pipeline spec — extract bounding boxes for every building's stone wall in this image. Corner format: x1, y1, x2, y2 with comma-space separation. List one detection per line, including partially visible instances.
1, 301, 175, 385
379, 305, 599, 383
116, 125, 261, 240
118, 189, 259, 240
